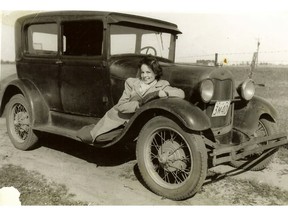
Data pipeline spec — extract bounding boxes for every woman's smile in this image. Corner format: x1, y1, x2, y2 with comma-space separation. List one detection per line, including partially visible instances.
140, 64, 156, 84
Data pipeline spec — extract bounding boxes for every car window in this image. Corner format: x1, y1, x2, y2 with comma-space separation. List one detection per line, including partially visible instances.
27, 23, 58, 55
141, 33, 171, 58
111, 34, 136, 54
62, 20, 103, 56
110, 24, 174, 60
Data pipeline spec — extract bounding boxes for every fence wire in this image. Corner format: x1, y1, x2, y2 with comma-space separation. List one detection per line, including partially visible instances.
176, 50, 288, 65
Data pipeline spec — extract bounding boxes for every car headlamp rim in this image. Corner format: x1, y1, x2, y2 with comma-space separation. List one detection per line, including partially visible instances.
239, 79, 255, 100
200, 79, 214, 103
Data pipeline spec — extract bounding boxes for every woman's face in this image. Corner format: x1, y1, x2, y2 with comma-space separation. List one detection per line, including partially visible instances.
140, 64, 156, 84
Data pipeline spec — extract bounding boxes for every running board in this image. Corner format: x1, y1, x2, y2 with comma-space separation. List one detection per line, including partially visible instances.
33, 124, 124, 147
33, 124, 78, 140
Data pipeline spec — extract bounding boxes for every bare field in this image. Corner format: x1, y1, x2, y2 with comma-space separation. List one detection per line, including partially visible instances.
228, 65, 288, 131
0, 63, 16, 80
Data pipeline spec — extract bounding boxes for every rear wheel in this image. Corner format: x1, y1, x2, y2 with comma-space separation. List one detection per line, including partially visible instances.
136, 116, 207, 200
6, 94, 39, 150
230, 118, 279, 171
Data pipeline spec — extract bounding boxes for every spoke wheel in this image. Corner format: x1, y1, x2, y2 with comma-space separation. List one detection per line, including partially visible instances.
137, 116, 207, 200
146, 129, 192, 188
6, 94, 39, 150
10, 103, 29, 142
230, 118, 279, 171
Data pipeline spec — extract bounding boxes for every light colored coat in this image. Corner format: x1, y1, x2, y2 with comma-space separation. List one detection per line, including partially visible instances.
90, 78, 185, 141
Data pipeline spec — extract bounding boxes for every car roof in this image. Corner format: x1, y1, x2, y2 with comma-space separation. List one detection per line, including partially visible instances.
16, 11, 182, 34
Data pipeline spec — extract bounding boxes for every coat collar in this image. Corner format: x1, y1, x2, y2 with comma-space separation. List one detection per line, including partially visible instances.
134, 79, 167, 98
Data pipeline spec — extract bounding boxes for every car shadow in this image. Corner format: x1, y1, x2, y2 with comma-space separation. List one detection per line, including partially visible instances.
204, 167, 249, 186
204, 149, 277, 186
40, 133, 136, 167
39, 133, 154, 194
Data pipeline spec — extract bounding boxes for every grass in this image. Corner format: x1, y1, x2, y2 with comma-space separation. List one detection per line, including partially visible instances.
201, 177, 288, 205
277, 148, 288, 164
229, 178, 288, 205
0, 164, 88, 205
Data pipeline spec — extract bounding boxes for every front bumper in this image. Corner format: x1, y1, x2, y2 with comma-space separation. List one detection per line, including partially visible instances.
209, 132, 288, 166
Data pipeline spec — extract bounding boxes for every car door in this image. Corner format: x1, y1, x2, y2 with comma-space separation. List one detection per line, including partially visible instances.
59, 19, 110, 117
18, 21, 62, 111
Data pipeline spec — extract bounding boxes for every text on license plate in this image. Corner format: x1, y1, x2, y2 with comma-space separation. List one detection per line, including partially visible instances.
212, 101, 230, 117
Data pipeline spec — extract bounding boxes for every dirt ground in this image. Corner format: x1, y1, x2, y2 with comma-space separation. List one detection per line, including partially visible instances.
0, 116, 287, 205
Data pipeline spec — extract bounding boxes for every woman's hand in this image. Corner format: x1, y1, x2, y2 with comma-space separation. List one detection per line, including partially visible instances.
158, 90, 168, 98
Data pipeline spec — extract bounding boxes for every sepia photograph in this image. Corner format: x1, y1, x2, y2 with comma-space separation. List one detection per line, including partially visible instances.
0, 0, 288, 210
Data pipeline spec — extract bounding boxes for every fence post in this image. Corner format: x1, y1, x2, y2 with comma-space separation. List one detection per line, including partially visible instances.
215, 53, 218, 66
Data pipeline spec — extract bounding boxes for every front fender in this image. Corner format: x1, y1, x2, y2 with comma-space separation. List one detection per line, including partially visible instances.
234, 96, 278, 135
133, 98, 211, 131
95, 98, 211, 148
0, 78, 49, 126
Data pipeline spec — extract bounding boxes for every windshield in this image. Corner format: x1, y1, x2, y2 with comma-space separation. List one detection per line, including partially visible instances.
110, 24, 175, 61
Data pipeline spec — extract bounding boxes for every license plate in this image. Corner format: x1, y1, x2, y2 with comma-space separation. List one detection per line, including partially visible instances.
212, 101, 230, 117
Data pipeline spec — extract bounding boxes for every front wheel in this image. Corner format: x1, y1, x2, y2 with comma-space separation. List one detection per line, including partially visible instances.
136, 116, 207, 201
230, 118, 279, 171
6, 94, 39, 150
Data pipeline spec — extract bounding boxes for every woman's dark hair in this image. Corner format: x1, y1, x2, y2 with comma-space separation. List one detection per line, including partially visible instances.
138, 56, 163, 80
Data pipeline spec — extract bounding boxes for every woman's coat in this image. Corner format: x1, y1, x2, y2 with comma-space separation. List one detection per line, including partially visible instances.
90, 77, 185, 142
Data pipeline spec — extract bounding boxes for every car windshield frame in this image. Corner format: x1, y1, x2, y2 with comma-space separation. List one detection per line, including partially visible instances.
109, 23, 176, 61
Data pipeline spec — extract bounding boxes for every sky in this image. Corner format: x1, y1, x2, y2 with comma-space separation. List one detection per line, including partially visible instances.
1, 0, 288, 65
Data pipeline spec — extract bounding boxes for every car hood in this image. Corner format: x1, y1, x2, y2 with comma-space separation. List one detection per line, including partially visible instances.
109, 56, 233, 89
160, 62, 233, 88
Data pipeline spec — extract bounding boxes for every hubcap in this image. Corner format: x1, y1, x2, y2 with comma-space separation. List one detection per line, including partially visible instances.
158, 140, 187, 172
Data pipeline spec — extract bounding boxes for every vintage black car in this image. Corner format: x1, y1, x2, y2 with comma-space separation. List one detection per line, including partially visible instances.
0, 11, 287, 201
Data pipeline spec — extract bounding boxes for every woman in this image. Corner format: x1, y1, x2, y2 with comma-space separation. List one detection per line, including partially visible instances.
77, 56, 185, 143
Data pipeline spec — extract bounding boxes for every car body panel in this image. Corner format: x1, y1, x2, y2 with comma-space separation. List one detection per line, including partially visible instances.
234, 96, 278, 135
93, 97, 211, 148
136, 98, 212, 130
1, 78, 50, 126
59, 56, 110, 116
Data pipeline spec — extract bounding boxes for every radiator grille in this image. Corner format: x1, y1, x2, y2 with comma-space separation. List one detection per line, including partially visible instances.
206, 79, 233, 128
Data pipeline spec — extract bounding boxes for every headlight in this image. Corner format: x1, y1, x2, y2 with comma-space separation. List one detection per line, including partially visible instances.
200, 79, 214, 102
237, 79, 255, 101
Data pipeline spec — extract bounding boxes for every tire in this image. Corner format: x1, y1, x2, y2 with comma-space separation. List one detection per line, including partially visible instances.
136, 116, 207, 201
6, 94, 39, 150
230, 118, 279, 171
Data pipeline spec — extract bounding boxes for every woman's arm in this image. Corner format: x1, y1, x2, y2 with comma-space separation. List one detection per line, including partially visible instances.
115, 78, 140, 113
161, 83, 185, 99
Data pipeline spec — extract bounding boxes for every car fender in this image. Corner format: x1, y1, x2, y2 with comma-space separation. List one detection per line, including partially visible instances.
234, 95, 278, 135
97, 98, 211, 148
131, 98, 211, 131
0, 78, 49, 126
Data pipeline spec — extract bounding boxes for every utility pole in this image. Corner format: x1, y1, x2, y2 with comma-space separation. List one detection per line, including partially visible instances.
249, 39, 260, 78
